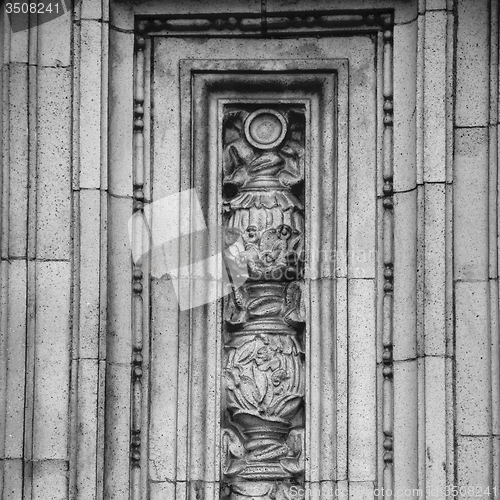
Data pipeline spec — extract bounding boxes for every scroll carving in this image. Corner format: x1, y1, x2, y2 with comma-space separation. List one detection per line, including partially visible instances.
222, 106, 306, 499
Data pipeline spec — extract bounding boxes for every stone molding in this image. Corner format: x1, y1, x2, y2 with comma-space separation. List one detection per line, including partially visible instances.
126, 10, 395, 500
134, 11, 393, 36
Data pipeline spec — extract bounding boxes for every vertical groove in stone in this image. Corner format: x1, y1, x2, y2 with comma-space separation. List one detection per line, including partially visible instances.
70, 10, 82, 488
69, 188, 80, 500
488, 0, 498, 278
412, 181, 425, 495
0, 10, 9, 497
0, 259, 7, 495
445, 179, 455, 485
489, 0, 500, 494
23, 16, 39, 500
444, 5, 456, 493
106, 12, 133, 500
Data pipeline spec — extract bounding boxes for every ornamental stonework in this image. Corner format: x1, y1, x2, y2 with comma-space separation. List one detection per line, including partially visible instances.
221, 106, 306, 499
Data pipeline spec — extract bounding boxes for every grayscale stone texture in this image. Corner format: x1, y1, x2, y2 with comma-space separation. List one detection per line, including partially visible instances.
0, 0, 499, 499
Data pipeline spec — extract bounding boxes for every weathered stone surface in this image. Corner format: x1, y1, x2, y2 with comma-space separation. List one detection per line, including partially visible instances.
335, 278, 349, 481
393, 190, 417, 360
107, 196, 132, 364
346, 38, 377, 279
6, 28, 29, 64
424, 183, 446, 356
77, 21, 104, 189
456, 437, 492, 499
150, 481, 176, 500
494, 437, 500, 498
456, 0, 490, 127
78, 189, 101, 358
2, 459, 23, 497
108, 29, 133, 197
454, 127, 489, 280
4, 261, 27, 459
77, 0, 102, 20
394, 20, 417, 192
103, 363, 131, 498
32, 460, 68, 500
423, 11, 447, 183
36, 68, 72, 260
348, 481, 376, 500
7, 64, 29, 257
393, 359, 418, 495
348, 279, 377, 482
348, 159, 377, 278
33, 261, 71, 460
2, 2, 500, 498
426, 0, 448, 9
491, 280, 500, 436
424, 356, 448, 493
456, 281, 491, 436
38, 13, 71, 67
109, 2, 134, 31
75, 358, 99, 497
149, 278, 181, 482
0, 262, 8, 459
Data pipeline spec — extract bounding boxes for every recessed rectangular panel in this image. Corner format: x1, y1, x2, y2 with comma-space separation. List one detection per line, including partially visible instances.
149, 35, 377, 500
173, 62, 346, 499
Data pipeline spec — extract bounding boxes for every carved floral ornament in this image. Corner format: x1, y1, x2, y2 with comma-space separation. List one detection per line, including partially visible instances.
221, 105, 306, 499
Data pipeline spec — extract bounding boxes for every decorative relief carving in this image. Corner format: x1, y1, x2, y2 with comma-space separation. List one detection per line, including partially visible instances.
222, 105, 306, 499
136, 12, 393, 36
133, 12, 395, 499
222, 108, 305, 280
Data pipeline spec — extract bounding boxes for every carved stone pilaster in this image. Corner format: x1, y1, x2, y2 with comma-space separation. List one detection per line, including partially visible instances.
221, 106, 306, 499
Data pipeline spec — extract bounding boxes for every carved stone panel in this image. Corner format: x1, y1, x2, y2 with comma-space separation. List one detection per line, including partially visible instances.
221, 104, 306, 498
144, 32, 380, 500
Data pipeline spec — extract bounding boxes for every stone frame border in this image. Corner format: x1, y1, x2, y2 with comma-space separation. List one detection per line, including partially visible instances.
188, 63, 345, 496
108, 9, 395, 499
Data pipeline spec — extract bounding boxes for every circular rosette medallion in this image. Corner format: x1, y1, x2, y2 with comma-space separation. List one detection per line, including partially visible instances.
244, 109, 287, 150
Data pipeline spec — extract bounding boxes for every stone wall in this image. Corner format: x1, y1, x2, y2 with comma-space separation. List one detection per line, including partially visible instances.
0, 0, 498, 499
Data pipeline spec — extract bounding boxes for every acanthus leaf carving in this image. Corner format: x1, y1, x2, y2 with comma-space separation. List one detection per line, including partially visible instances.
222, 105, 306, 499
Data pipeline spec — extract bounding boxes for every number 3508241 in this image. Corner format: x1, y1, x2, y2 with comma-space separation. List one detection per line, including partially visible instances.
5, 2, 61, 13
